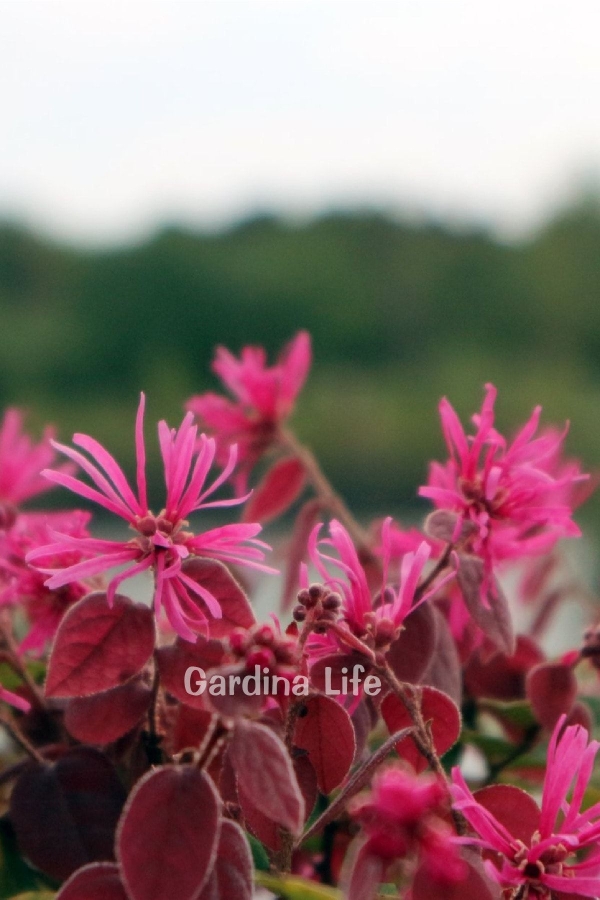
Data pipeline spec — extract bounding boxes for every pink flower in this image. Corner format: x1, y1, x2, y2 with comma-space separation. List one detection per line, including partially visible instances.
0, 409, 67, 525
186, 331, 311, 490
26, 395, 274, 642
419, 384, 587, 577
0, 512, 91, 654
350, 764, 465, 884
305, 518, 453, 655
451, 715, 600, 898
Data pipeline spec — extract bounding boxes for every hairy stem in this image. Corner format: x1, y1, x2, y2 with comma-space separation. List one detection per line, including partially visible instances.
278, 427, 375, 559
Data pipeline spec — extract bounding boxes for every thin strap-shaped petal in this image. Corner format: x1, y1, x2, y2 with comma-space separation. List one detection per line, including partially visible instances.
42, 467, 133, 521
135, 393, 148, 513
43, 550, 139, 588
177, 571, 223, 619
106, 555, 153, 607
194, 441, 238, 507
72, 433, 141, 515
177, 435, 215, 518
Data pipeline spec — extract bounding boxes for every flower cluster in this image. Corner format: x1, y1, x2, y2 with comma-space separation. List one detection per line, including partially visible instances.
420, 384, 586, 584
26, 394, 273, 641
452, 715, 600, 898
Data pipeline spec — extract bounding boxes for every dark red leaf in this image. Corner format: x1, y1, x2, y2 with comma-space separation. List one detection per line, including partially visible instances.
473, 784, 540, 844
282, 498, 324, 608
237, 779, 282, 852
411, 858, 499, 900
117, 766, 221, 900
229, 719, 304, 834
457, 555, 515, 655
386, 602, 437, 683
198, 819, 253, 900
526, 662, 577, 729
45, 591, 155, 698
181, 557, 256, 638
64, 675, 153, 744
566, 701, 592, 731
170, 706, 216, 754
420, 607, 462, 705
294, 753, 319, 823
56, 862, 128, 900
293, 695, 355, 794
346, 842, 386, 900
381, 686, 461, 773
10, 747, 126, 882
243, 456, 306, 524
156, 635, 226, 709
465, 635, 545, 701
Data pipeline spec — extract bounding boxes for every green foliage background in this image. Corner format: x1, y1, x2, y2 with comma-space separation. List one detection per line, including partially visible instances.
1, 201, 599, 516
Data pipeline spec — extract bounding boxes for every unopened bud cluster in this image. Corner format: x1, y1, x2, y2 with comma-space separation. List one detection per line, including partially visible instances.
228, 622, 298, 678
293, 583, 342, 633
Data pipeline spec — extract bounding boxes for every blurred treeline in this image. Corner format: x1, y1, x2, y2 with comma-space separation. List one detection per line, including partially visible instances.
1, 201, 600, 518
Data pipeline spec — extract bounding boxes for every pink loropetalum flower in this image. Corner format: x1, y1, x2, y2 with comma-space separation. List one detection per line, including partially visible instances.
0, 512, 92, 654
350, 764, 465, 885
186, 331, 311, 490
305, 518, 454, 655
451, 715, 600, 898
26, 395, 274, 642
0, 409, 67, 526
420, 384, 587, 577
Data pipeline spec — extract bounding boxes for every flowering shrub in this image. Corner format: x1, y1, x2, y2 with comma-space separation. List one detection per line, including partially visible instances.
0, 333, 599, 900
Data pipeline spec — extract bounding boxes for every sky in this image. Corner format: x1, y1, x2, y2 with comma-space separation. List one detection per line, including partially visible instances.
2, 0, 600, 244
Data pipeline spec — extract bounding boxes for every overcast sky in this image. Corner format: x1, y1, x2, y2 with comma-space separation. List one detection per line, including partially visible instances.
2, 0, 600, 244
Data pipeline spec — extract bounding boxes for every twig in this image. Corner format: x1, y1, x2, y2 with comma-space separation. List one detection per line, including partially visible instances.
0, 710, 44, 764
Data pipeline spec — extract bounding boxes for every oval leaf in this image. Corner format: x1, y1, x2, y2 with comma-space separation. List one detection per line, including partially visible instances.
381, 686, 461, 773
457, 555, 515, 655
198, 820, 253, 900
346, 843, 385, 900
420, 607, 462, 705
243, 457, 306, 524
473, 784, 540, 844
526, 662, 577, 729
10, 748, 126, 882
230, 720, 304, 834
386, 602, 437, 684
64, 676, 153, 744
56, 862, 128, 900
156, 636, 226, 709
293, 695, 355, 794
117, 766, 221, 900
45, 592, 155, 699
181, 558, 256, 638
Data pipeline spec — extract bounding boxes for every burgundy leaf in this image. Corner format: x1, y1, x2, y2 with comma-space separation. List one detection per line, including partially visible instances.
294, 753, 319, 823
117, 766, 221, 900
457, 555, 515, 655
351, 700, 373, 764
171, 706, 216, 754
473, 784, 540, 844
238, 779, 282, 852
420, 607, 462, 705
10, 747, 126, 882
566, 701, 592, 731
381, 686, 461, 773
156, 636, 226, 709
45, 591, 155, 699
346, 842, 386, 900
465, 635, 545, 701
243, 456, 306, 524
386, 602, 437, 684
411, 858, 500, 900
181, 557, 256, 638
56, 862, 128, 900
293, 695, 356, 794
198, 819, 253, 900
526, 662, 577, 729
64, 675, 153, 744
282, 498, 324, 608
229, 719, 304, 834
204, 663, 265, 718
